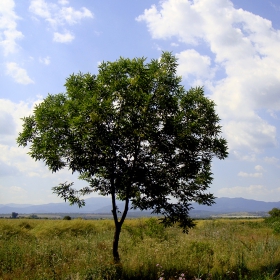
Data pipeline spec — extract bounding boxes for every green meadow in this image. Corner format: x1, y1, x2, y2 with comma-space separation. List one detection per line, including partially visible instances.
0, 218, 280, 280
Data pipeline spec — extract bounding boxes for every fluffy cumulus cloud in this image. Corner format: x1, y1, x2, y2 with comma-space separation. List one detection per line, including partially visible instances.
176, 49, 215, 81
0, 0, 24, 55
6, 62, 34, 84
137, 0, 280, 155
29, 0, 93, 43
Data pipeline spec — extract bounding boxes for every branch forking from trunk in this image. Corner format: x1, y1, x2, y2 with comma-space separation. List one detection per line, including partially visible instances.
111, 186, 130, 263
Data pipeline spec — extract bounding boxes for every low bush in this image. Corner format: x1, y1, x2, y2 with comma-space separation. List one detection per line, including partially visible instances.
63, 215, 71, 220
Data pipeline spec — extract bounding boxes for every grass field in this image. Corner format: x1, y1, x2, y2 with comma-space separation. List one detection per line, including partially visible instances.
0, 217, 280, 280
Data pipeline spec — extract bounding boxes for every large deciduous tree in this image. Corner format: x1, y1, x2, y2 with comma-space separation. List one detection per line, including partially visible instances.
17, 52, 228, 262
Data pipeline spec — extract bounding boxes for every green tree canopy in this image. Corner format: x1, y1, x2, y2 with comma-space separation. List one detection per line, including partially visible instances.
268, 208, 280, 218
17, 52, 228, 261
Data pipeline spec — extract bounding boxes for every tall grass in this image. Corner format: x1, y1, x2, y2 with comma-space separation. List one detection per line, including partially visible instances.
0, 218, 280, 279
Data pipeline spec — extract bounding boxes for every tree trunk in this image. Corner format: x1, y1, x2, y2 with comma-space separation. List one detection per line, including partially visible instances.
113, 223, 121, 263
111, 192, 130, 263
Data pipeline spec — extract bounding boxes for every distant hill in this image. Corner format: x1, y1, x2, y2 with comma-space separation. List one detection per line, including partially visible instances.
0, 197, 279, 217
0, 197, 113, 214
191, 197, 280, 213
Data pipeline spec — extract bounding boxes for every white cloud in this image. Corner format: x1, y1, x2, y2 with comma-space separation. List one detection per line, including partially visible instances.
29, 0, 52, 19
176, 49, 215, 80
238, 171, 262, 178
53, 31, 74, 42
0, 185, 26, 204
0, 98, 52, 178
0, 98, 85, 183
39, 56, 50, 65
138, 0, 280, 155
264, 156, 279, 164
136, 1, 203, 44
0, 98, 105, 204
6, 62, 34, 84
254, 165, 264, 172
0, 112, 16, 136
0, 0, 24, 55
218, 107, 276, 153
1, 185, 28, 201
0, 98, 40, 144
267, 109, 279, 119
219, 185, 265, 196
238, 165, 264, 177
9, 185, 26, 193
232, 151, 256, 162
0, 160, 19, 176
58, 0, 69, 5
29, 0, 93, 42
59, 6, 93, 25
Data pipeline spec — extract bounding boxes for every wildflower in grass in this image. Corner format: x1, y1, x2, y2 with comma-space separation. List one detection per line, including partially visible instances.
156, 264, 165, 280
178, 273, 186, 280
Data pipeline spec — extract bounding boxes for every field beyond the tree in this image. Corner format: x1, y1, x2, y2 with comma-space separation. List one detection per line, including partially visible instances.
0, 218, 280, 280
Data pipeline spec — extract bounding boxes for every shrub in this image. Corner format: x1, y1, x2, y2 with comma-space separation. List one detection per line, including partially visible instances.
264, 208, 280, 233
268, 208, 280, 218
63, 215, 71, 220
272, 221, 280, 234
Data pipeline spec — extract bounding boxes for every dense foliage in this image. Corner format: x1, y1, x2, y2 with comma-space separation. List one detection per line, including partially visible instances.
265, 208, 280, 234
269, 208, 280, 218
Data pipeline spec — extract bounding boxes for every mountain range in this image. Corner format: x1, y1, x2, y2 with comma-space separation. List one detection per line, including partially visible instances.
0, 197, 279, 217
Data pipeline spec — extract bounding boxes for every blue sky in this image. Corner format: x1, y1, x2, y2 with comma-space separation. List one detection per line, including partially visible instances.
1, 0, 280, 205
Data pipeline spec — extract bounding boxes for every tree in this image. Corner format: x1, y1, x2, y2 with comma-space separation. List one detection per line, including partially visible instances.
268, 208, 280, 218
11, 212, 18, 219
17, 52, 228, 262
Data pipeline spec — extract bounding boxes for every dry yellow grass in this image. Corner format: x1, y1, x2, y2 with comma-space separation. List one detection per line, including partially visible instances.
0, 218, 279, 279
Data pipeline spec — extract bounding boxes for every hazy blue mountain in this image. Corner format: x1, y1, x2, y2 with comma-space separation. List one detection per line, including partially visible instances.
0, 197, 113, 214
191, 197, 280, 213
0, 197, 279, 215
6, 203, 33, 208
